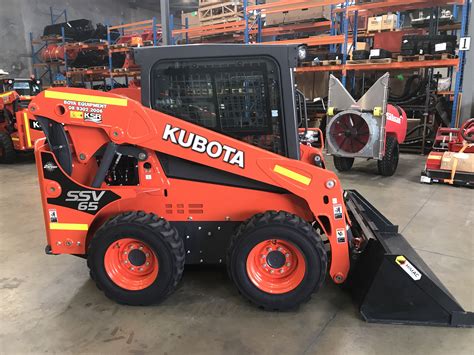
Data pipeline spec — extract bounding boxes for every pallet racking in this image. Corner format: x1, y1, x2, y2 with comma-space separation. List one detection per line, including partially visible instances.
30, 16, 161, 89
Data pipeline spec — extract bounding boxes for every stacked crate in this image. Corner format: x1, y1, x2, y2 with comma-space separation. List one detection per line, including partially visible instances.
198, 0, 254, 26
264, 0, 331, 26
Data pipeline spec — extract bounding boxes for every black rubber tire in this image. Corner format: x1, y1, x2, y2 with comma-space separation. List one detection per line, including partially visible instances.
378, 135, 399, 176
0, 132, 15, 164
87, 211, 185, 305
333, 156, 354, 172
227, 211, 327, 311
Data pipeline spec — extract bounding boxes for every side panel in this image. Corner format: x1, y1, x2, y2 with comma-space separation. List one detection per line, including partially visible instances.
171, 221, 241, 264
385, 104, 407, 144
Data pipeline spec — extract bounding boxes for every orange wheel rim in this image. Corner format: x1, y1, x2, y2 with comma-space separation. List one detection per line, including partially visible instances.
104, 238, 159, 291
246, 239, 306, 294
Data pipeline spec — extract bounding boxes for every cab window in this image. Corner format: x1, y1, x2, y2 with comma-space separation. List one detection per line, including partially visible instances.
151, 56, 286, 156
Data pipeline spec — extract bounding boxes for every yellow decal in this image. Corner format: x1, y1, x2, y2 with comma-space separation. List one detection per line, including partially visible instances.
395, 255, 406, 265
11, 137, 20, 141
44, 90, 128, 107
23, 112, 32, 147
49, 223, 89, 231
273, 165, 311, 185
70, 111, 84, 119
428, 155, 442, 160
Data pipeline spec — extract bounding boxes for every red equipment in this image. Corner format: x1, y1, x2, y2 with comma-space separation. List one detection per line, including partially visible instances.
40, 44, 79, 63
326, 73, 407, 176
29, 45, 473, 327
421, 118, 474, 187
0, 78, 44, 163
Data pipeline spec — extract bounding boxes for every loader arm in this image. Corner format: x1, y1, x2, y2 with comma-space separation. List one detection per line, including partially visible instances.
30, 88, 351, 283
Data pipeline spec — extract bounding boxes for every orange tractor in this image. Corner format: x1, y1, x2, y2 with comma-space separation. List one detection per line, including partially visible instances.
29, 45, 472, 327
0, 78, 44, 163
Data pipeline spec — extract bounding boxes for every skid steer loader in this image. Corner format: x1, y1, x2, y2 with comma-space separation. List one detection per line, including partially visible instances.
30, 44, 472, 327
0, 78, 44, 163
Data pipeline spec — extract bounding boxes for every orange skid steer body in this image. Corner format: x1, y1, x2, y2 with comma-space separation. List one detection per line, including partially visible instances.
30, 44, 473, 327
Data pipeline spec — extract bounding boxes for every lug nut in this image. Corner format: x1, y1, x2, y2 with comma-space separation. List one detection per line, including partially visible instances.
286, 263, 291, 267
146, 262, 149, 266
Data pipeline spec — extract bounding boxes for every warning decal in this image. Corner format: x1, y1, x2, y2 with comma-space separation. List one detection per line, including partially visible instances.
333, 204, 343, 219
49, 209, 58, 223
336, 228, 346, 243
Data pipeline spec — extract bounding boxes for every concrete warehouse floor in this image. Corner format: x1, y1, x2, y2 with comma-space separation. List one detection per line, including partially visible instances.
0, 154, 473, 354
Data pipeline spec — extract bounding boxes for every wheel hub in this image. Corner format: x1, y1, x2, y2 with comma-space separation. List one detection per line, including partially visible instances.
246, 239, 306, 294
104, 238, 159, 290
266, 250, 286, 269
128, 248, 147, 266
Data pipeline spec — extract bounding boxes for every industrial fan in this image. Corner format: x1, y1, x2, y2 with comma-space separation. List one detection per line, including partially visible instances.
326, 73, 407, 176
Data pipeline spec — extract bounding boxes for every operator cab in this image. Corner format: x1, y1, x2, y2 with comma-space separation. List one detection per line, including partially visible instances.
135, 44, 321, 160
2, 78, 42, 96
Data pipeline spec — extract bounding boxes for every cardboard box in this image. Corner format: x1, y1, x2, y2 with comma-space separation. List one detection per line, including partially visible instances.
355, 42, 370, 51
181, 11, 200, 28
265, 0, 330, 26
382, 14, 397, 31
367, 16, 383, 32
440, 152, 474, 173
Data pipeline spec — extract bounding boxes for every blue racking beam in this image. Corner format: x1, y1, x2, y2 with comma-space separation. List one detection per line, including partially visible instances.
450, 0, 470, 127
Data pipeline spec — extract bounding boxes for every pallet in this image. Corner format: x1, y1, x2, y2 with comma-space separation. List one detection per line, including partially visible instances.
366, 28, 398, 34
321, 59, 342, 66
70, 66, 108, 73
199, 1, 244, 24
89, 66, 108, 71
113, 67, 139, 73
397, 53, 456, 62
199, 0, 254, 7
199, 0, 226, 5
39, 35, 63, 42
299, 59, 342, 67
346, 58, 392, 65
200, 16, 244, 26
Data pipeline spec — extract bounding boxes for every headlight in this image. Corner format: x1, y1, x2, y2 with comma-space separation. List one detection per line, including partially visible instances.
297, 46, 307, 61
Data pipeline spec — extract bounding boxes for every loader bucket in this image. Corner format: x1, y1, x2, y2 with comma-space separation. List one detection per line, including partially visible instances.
344, 190, 474, 327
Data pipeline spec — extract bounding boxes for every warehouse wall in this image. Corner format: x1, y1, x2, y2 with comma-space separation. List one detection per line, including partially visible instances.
0, 0, 158, 77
